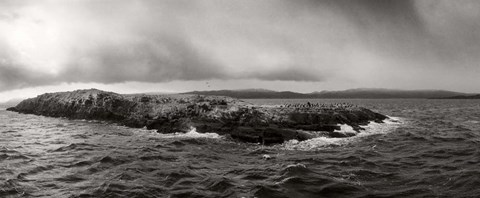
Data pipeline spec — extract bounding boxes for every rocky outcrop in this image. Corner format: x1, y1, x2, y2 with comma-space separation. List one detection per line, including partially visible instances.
7, 89, 387, 144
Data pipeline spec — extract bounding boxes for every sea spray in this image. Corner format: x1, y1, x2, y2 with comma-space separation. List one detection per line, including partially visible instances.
279, 117, 403, 151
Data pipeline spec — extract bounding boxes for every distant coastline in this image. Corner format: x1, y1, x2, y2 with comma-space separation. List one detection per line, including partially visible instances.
184, 88, 476, 99
432, 94, 480, 99
2, 88, 478, 106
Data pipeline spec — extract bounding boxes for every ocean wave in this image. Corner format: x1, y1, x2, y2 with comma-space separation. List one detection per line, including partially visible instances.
2, 100, 480, 197
170, 127, 222, 139
280, 116, 403, 151
136, 127, 223, 140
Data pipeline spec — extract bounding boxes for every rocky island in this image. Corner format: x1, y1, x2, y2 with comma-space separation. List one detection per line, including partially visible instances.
7, 89, 387, 144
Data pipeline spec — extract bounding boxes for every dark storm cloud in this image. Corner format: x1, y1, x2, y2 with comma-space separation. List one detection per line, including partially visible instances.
0, 0, 331, 92
328, 0, 480, 65
0, 63, 54, 91
60, 35, 226, 83
310, 0, 429, 60
1, 0, 480, 92
416, 0, 480, 62
243, 67, 323, 82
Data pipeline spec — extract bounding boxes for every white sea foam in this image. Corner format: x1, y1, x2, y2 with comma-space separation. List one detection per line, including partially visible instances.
171, 127, 222, 139
135, 127, 222, 139
337, 124, 356, 133
281, 116, 403, 151
131, 116, 402, 145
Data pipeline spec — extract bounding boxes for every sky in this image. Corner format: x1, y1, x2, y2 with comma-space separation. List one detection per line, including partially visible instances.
1, 0, 480, 102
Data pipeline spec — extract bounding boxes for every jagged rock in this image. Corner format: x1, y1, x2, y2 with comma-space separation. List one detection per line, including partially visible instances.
329, 131, 357, 138
7, 89, 388, 144
6, 107, 17, 111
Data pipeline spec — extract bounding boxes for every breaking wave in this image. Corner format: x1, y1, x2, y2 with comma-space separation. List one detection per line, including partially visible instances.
132, 126, 223, 139
280, 116, 403, 151
3, 99, 480, 197
164, 127, 223, 139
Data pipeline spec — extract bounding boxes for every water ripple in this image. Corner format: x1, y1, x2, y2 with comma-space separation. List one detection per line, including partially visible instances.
1, 100, 480, 197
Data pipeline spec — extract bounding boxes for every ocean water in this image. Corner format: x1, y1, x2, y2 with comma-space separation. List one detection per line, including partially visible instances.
1, 99, 479, 198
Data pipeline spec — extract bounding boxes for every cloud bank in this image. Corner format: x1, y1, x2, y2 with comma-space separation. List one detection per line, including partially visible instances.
1, 0, 480, 92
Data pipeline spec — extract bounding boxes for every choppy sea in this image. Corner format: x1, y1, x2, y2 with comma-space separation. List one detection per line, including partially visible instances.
1, 99, 479, 198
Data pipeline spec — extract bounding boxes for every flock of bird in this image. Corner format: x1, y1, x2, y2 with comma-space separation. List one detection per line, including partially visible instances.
281, 102, 358, 110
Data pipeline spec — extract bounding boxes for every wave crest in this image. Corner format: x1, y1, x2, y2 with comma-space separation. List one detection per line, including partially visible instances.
280, 116, 403, 151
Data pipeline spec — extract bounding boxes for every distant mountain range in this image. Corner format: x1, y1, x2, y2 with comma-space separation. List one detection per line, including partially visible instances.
184, 88, 477, 99
2, 89, 477, 107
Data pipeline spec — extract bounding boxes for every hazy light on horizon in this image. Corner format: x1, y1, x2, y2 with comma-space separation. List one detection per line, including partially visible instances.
1, 0, 480, 101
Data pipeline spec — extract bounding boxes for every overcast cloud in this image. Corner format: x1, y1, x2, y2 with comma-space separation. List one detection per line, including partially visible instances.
1, 0, 480, 93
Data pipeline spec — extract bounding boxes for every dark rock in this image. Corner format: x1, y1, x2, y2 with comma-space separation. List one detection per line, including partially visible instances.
294, 124, 340, 132
7, 89, 388, 144
6, 107, 17, 111
329, 131, 357, 138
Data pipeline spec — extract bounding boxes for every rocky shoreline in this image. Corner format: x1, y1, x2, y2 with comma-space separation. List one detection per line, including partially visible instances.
7, 89, 387, 144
